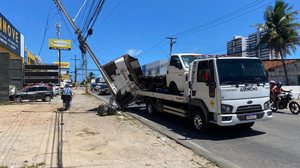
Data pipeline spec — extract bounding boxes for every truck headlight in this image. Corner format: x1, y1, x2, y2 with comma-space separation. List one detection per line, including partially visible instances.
221, 104, 233, 113
264, 101, 270, 110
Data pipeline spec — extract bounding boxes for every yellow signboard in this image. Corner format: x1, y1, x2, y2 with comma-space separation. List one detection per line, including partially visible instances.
61, 74, 70, 80
49, 39, 71, 50
53, 62, 70, 69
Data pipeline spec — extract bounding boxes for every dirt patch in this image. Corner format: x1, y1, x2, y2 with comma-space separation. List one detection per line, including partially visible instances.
0, 88, 218, 168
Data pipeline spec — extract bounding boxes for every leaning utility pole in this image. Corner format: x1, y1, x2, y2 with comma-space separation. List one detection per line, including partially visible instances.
53, 0, 117, 96
166, 37, 176, 56
56, 22, 62, 89
71, 54, 79, 83
84, 52, 88, 94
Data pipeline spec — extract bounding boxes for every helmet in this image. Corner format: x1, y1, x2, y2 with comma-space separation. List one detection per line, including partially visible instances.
269, 80, 276, 86
277, 81, 282, 88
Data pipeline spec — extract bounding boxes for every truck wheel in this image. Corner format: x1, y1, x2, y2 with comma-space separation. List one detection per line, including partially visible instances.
169, 82, 179, 94
192, 112, 209, 132
146, 99, 156, 115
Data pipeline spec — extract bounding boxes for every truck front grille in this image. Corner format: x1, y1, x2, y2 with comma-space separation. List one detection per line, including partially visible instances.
236, 105, 262, 113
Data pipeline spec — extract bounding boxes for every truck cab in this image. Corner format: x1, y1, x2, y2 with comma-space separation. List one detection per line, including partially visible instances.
189, 57, 272, 127
166, 53, 205, 93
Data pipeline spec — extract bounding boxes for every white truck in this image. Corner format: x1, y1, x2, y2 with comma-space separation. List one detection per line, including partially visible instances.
166, 53, 205, 93
103, 55, 272, 131
53, 0, 271, 132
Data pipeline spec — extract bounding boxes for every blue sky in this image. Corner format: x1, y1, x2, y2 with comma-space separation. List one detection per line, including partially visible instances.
1, 0, 299, 80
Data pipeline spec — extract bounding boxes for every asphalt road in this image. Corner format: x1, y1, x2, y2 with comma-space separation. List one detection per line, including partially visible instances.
95, 94, 300, 168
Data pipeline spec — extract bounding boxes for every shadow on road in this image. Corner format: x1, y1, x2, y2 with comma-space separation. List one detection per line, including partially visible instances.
272, 110, 298, 116
126, 105, 266, 141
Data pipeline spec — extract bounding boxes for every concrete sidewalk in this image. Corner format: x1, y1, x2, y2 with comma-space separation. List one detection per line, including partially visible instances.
0, 88, 217, 168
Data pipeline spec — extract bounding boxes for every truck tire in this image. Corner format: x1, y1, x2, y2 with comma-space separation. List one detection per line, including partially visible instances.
146, 99, 156, 115
192, 112, 210, 132
169, 82, 179, 94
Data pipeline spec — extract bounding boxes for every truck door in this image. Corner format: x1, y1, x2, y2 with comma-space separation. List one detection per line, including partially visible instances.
166, 55, 185, 91
192, 60, 217, 113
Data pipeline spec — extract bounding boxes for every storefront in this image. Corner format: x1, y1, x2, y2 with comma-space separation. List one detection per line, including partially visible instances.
0, 12, 24, 103
0, 12, 24, 59
24, 48, 37, 64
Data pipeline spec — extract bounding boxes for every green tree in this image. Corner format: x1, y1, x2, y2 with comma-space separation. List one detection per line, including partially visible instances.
88, 72, 95, 82
257, 0, 300, 85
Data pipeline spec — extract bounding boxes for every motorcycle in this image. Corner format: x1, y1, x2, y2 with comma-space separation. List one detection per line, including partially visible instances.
270, 91, 300, 114
61, 94, 71, 111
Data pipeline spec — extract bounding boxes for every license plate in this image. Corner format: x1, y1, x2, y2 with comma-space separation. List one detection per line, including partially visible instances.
246, 114, 257, 120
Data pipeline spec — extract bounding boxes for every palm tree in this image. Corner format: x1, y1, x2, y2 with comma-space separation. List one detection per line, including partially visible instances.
257, 0, 300, 85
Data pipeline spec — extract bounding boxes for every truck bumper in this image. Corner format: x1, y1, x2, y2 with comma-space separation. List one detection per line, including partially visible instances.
216, 110, 272, 126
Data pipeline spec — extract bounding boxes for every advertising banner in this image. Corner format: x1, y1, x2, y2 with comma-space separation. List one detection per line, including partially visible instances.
53, 62, 70, 69
0, 12, 21, 56
61, 74, 70, 80
49, 39, 71, 50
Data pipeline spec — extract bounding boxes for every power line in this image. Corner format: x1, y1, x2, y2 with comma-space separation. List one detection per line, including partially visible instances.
138, 39, 168, 57
173, 0, 274, 37
38, 7, 58, 56
139, 1, 274, 58
73, 0, 87, 22
58, 11, 79, 46
37, 8, 51, 57
81, 0, 106, 36
98, 0, 123, 26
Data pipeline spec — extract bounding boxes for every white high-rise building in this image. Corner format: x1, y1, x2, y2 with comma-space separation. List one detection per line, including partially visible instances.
227, 36, 248, 57
226, 29, 276, 60
247, 28, 276, 60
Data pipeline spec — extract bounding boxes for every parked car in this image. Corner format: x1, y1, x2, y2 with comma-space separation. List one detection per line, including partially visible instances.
98, 84, 110, 95
53, 85, 60, 96
90, 83, 97, 91
9, 85, 53, 103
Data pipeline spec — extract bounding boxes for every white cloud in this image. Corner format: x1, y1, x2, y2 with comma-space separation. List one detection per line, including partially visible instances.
126, 49, 142, 56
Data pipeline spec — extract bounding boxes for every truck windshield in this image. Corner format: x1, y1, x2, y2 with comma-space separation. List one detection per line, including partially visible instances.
181, 55, 205, 68
217, 59, 268, 85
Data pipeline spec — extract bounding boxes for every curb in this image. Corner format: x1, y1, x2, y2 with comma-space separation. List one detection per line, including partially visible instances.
90, 92, 240, 168
126, 113, 240, 168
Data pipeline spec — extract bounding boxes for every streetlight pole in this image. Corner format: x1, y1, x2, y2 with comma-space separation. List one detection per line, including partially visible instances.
56, 22, 62, 89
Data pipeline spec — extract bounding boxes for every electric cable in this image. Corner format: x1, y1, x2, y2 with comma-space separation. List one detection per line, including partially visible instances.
175, 0, 276, 37
98, 0, 122, 26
